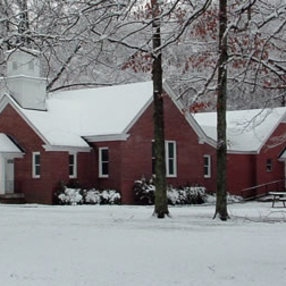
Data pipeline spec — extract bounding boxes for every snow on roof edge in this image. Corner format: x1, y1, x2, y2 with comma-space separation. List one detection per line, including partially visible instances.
193, 107, 286, 153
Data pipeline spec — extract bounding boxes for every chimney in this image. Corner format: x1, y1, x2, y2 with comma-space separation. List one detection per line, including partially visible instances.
4, 49, 47, 110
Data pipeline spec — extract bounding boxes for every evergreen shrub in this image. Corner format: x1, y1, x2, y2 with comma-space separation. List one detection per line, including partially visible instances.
133, 177, 207, 205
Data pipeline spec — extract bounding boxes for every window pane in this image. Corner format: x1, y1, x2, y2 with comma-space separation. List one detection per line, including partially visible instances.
152, 141, 155, 157
168, 142, 174, 158
204, 166, 208, 176
35, 154, 40, 165
203, 155, 211, 177
168, 159, 174, 175
35, 165, 40, 176
204, 156, 209, 166
69, 154, 74, 165
102, 149, 109, 162
102, 162, 109, 175
69, 166, 74, 176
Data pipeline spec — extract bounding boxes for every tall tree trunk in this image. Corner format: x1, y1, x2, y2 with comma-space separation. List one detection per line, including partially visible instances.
214, 0, 229, 221
151, 0, 169, 219
18, 0, 30, 46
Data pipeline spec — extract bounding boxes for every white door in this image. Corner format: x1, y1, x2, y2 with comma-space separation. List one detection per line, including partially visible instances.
5, 159, 14, 194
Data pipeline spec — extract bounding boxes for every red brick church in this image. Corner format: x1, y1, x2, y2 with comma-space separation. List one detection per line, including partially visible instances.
0, 49, 285, 204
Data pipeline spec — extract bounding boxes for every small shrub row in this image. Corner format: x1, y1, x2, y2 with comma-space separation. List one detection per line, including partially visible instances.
133, 177, 207, 205
56, 187, 121, 205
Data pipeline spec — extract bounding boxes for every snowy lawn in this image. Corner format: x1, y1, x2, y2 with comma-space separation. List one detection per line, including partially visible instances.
0, 202, 286, 286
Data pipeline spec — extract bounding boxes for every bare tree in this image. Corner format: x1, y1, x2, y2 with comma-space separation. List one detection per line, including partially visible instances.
213, 0, 229, 221
151, 0, 169, 218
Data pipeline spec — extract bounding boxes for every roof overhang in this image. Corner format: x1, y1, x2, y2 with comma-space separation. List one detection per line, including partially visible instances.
0, 94, 50, 146
278, 147, 286, 161
227, 150, 258, 155
43, 144, 91, 152
0, 152, 24, 159
83, 133, 130, 143
0, 133, 24, 158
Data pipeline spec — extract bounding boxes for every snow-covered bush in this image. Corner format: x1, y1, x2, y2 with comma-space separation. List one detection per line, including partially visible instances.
58, 187, 83, 205
185, 186, 206, 204
84, 189, 101, 204
133, 177, 155, 205
204, 193, 243, 204
167, 188, 179, 205
100, 190, 121, 205
133, 177, 207, 205
56, 186, 121, 205
167, 186, 207, 205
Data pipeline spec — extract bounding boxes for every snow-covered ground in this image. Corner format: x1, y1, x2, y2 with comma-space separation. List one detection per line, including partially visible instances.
0, 202, 286, 286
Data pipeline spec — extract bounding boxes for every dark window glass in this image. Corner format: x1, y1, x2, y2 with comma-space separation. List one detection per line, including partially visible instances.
100, 148, 109, 176
102, 162, 109, 175
266, 159, 272, 172
152, 142, 155, 174
102, 149, 109, 162
168, 159, 174, 175
69, 154, 76, 177
35, 154, 40, 165
203, 156, 210, 177
35, 165, 40, 176
168, 142, 174, 158
167, 142, 176, 176
69, 154, 74, 165
33, 153, 40, 177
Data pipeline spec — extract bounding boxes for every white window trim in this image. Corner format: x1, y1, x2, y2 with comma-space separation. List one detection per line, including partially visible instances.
203, 155, 211, 178
99, 147, 109, 178
165, 141, 177, 178
32, 152, 40, 179
69, 153, 77, 178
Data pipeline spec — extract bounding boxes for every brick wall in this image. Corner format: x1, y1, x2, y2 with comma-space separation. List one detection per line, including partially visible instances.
0, 104, 83, 203
118, 95, 217, 203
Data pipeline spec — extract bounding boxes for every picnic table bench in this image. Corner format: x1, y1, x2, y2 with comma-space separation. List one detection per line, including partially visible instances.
268, 192, 286, 208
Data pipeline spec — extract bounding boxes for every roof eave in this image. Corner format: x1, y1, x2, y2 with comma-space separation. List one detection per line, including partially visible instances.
83, 133, 130, 143
0, 94, 50, 146
0, 151, 24, 158
43, 144, 91, 152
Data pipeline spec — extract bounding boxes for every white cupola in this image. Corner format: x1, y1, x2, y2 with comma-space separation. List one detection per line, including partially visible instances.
5, 49, 47, 110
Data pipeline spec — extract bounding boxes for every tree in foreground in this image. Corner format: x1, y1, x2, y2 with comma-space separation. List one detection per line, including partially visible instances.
213, 0, 229, 221
151, 0, 169, 218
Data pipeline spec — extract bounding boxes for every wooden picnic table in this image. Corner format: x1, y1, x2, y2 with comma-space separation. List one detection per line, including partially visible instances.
268, 192, 286, 208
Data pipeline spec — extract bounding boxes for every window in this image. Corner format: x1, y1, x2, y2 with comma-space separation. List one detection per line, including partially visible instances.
266, 159, 272, 172
32, 152, 40, 178
152, 141, 155, 174
99, 147, 109, 177
165, 141, 177, 177
152, 141, 177, 177
69, 153, 77, 178
203, 155, 211, 178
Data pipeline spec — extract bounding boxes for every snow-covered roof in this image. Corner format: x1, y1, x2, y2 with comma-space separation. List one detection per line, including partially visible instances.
0, 133, 22, 153
193, 107, 286, 153
17, 81, 153, 148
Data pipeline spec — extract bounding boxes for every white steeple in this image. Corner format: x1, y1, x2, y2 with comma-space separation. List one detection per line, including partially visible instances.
5, 49, 47, 110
